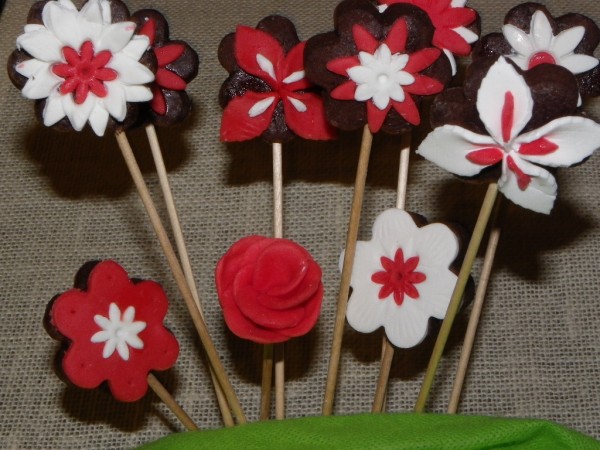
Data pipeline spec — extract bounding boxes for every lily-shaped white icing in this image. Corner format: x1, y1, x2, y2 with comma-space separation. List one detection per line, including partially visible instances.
15, 0, 154, 136
91, 303, 146, 360
343, 209, 459, 348
503, 10, 599, 74
417, 58, 600, 214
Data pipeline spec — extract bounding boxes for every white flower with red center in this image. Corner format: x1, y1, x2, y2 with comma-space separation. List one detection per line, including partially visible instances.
417, 57, 600, 214
503, 10, 599, 74
327, 20, 443, 133
220, 25, 334, 142
14, 0, 154, 136
343, 209, 460, 348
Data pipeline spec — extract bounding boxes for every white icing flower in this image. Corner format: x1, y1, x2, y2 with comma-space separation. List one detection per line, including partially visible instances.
343, 209, 459, 348
417, 57, 600, 214
91, 303, 146, 360
14, 0, 153, 136
503, 10, 599, 74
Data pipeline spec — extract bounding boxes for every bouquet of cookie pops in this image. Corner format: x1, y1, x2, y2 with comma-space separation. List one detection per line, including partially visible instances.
7, 0, 600, 448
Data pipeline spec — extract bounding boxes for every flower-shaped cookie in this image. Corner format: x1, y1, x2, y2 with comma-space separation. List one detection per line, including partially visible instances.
304, 0, 452, 134
133, 9, 199, 127
378, 0, 480, 75
417, 57, 600, 214
219, 15, 336, 143
473, 3, 600, 99
8, 0, 155, 136
216, 236, 323, 344
45, 260, 179, 402
344, 209, 460, 348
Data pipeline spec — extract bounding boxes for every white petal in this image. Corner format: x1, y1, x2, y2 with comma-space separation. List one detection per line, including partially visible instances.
288, 97, 307, 112
116, 341, 130, 360
358, 51, 376, 67
443, 49, 458, 76
248, 96, 275, 118
502, 24, 535, 57
552, 26, 585, 57
515, 116, 600, 167
90, 330, 111, 343
88, 104, 109, 136
372, 91, 390, 110
451, 0, 467, 7
417, 269, 458, 316
122, 85, 153, 102
412, 223, 460, 269
384, 300, 429, 348
348, 66, 374, 85
559, 54, 599, 75
56, 0, 77, 11
129, 321, 147, 334
122, 306, 135, 323
63, 95, 93, 131
21, 68, 61, 99
388, 84, 405, 103
453, 26, 479, 45
79, 0, 104, 24
530, 11, 554, 50
476, 57, 533, 143
107, 54, 154, 84
125, 334, 144, 350
102, 339, 118, 358
24, 24, 45, 33
346, 283, 387, 334
417, 125, 497, 177
283, 70, 305, 85
94, 314, 112, 329
506, 55, 529, 71
15, 58, 48, 78
16, 29, 64, 62
44, 2, 84, 49
100, 1, 112, 24
355, 83, 376, 102
108, 303, 121, 322
96, 22, 137, 53
256, 53, 276, 81
103, 81, 127, 121
121, 35, 150, 61
395, 72, 415, 86
43, 92, 67, 126
372, 209, 418, 255
345, 241, 386, 289
376, 44, 392, 63
377, 4, 389, 13
390, 54, 409, 72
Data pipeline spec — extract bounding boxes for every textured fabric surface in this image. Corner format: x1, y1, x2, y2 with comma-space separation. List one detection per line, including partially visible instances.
1, 0, 599, 449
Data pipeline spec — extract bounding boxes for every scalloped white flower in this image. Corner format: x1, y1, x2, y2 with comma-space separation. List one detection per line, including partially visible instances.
14, 0, 153, 136
91, 303, 146, 361
342, 209, 459, 348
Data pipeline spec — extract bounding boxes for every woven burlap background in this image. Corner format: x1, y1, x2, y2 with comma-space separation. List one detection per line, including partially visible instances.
1, 0, 599, 448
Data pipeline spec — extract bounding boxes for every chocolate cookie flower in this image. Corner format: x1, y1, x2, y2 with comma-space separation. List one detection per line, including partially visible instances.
45, 260, 179, 402
219, 15, 336, 143
417, 57, 600, 214
133, 9, 199, 127
473, 3, 600, 99
8, 0, 155, 136
304, 0, 452, 134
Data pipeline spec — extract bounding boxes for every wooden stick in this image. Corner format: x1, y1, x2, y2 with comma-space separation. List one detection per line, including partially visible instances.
147, 373, 200, 431
447, 196, 504, 413
414, 182, 499, 412
275, 343, 285, 420
114, 131, 246, 425
259, 344, 273, 420
145, 124, 234, 427
372, 133, 412, 413
323, 125, 373, 415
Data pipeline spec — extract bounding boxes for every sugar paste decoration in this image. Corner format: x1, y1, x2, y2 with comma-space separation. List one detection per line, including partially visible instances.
216, 236, 323, 344
417, 57, 600, 214
9, 0, 154, 136
219, 16, 336, 143
343, 209, 460, 348
378, 0, 480, 75
46, 260, 179, 402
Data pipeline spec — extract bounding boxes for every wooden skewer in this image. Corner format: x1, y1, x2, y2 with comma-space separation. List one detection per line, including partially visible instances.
414, 182, 499, 412
114, 131, 246, 425
323, 125, 373, 415
147, 373, 200, 431
259, 344, 273, 420
145, 124, 234, 427
447, 196, 504, 413
274, 342, 285, 420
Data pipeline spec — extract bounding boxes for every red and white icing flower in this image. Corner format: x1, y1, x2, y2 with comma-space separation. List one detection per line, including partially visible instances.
47, 260, 179, 402
417, 57, 600, 214
343, 209, 459, 348
220, 24, 335, 142
14, 0, 153, 136
379, 0, 479, 74
327, 20, 444, 133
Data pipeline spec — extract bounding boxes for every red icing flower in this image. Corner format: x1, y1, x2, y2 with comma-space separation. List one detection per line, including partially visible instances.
46, 260, 179, 402
371, 248, 426, 306
216, 236, 323, 344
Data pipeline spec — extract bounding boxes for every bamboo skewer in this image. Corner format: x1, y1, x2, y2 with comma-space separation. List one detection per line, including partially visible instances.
145, 124, 234, 427
447, 197, 504, 413
414, 182, 499, 412
147, 373, 200, 431
323, 125, 373, 415
260, 345, 274, 420
114, 130, 246, 425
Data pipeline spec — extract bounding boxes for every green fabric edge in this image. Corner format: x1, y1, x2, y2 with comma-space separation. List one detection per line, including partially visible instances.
136, 413, 600, 449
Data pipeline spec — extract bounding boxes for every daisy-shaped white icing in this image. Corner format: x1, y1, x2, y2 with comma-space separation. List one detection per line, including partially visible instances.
417, 57, 600, 214
343, 209, 459, 348
503, 10, 599, 74
15, 0, 154, 136
91, 303, 146, 360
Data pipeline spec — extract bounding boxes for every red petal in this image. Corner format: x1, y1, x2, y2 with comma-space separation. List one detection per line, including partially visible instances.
155, 44, 185, 67
151, 85, 167, 115
252, 240, 308, 296
404, 48, 442, 74
62, 47, 80, 66
216, 236, 270, 296
80, 41, 94, 63
394, 248, 405, 266
404, 283, 419, 299
379, 284, 395, 300
92, 50, 112, 69
380, 256, 395, 273
393, 290, 405, 306
371, 271, 390, 285
330, 81, 357, 101
367, 101, 392, 133
352, 24, 378, 54
234, 25, 284, 86
438, 8, 476, 28
506, 155, 532, 190
433, 28, 471, 56
52, 64, 75, 78
392, 95, 420, 126
384, 19, 408, 54
88, 79, 107, 98
403, 74, 444, 96
280, 41, 311, 91
220, 92, 277, 142
283, 93, 337, 140
258, 260, 321, 311
279, 284, 323, 339
466, 148, 504, 166
95, 68, 117, 81
75, 82, 90, 104
404, 255, 419, 272
518, 138, 559, 156
409, 271, 426, 284
60, 77, 78, 95
156, 68, 187, 90
327, 56, 360, 77
138, 19, 156, 47
501, 91, 514, 144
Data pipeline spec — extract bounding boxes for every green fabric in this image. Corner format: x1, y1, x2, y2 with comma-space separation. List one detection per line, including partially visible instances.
136, 413, 600, 449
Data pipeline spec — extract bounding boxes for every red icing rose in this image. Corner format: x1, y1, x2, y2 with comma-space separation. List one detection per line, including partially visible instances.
216, 236, 323, 344
46, 260, 179, 402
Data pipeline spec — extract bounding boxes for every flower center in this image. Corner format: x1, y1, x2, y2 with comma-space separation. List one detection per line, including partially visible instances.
52, 41, 117, 105
90, 303, 146, 361
371, 248, 426, 306
528, 51, 556, 69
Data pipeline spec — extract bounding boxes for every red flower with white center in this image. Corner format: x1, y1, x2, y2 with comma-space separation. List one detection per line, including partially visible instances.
327, 19, 443, 133
46, 260, 179, 402
220, 23, 336, 142
371, 249, 426, 306
417, 57, 600, 214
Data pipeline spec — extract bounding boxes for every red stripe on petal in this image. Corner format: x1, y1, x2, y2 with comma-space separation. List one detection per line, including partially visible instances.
403, 74, 444, 96
220, 92, 277, 142
155, 44, 185, 67
501, 92, 515, 144
327, 56, 360, 77
384, 19, 408, 54
404, 48, 441, 74
518, 138, 559, 156
466, 147, 504, 166
352, 24, 379, 54
392, 95, 420, 126
506, 155, 532, 190
330, 80, 357, 100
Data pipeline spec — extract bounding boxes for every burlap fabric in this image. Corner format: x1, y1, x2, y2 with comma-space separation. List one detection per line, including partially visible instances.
0, 0, 599, 448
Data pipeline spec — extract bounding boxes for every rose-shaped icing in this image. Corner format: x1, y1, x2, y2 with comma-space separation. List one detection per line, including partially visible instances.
304, 0, 452, 134
218, 15, 336, 143
8, 0, 156, 136
417, 57, 600, 214
344, 209, 461, 348
45, 260, 179, 402
216, 236, 323, 344
132, 9, 199, 127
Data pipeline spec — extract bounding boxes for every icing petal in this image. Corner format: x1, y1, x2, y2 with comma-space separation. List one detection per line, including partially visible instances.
530, 11, 553, 50
403, 48, 441, 74
79, 0, 104, 25
15, 57, 47, 78
107, 54, 154, 84
372, 209, 417, 255
21, 68, 61, 99
43, 92, 67, 126
346, 282, 387, 334
121, 35, 150, 61
433, 28, 472, 56
16, 29, 64, 63
280, 42, 311, 91
502, 24, 535, 57
443, 49, 458, 76
96, 22, 137, 53
352, 24, 378, 54
331, 81, 357, 101
283, 93, 336, 140
88, 103, 109, 136
220, 92, 277, 141
384, 301, 430, 348
453, 26, 479, 45
413, 268, 457, 318
392, 94, 420, 125
44, 2, 84, 49
559, 54, 599, 75
122, 85, 153, 102
552, 26, 585, 57
234, 26, 284, 86
367, 101, 391, 133
64, 95, 96, 131
103, 81, 127, 121
412, 223, 460, 269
